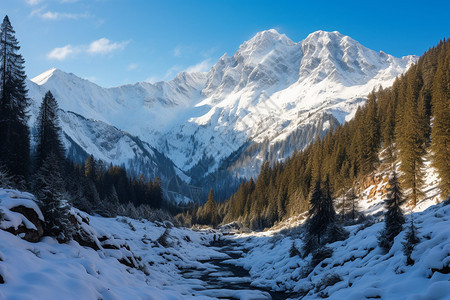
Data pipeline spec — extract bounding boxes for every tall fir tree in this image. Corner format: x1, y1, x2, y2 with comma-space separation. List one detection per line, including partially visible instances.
431, 43, 450, 198
396, 66, 427, 206
35, 91, 65, 169
0, 15, 30, 185
378, 169, 405, 251
85, 154, 97, 180
359, 91, 380, 174
306, 177, 336, 245
204, 188, 219, 227
33, 152, 74, 242
402, 214, 420, 265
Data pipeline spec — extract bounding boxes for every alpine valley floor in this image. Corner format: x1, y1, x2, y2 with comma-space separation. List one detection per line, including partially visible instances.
0, 163, 449, 299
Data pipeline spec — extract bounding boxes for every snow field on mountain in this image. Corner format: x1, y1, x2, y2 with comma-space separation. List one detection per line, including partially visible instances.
26, 30, 417, 179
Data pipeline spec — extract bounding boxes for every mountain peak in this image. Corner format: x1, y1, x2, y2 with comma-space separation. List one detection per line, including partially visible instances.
31, 67, 60, 85
303, 30, 348, 45
242, 29, 294, 49
254, 28, 282, 38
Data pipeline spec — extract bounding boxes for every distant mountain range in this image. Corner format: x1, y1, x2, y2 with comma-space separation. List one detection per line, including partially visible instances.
26, 29, 417, 202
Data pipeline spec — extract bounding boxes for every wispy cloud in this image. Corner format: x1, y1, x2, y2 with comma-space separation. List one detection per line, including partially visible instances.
201, 46, 219, 58
26, 0, 44, 6
29, 5, 91, 21
145, 59, 213, 84
145, 76, 160, 84
145, 65, 182, 83
47, 38, 128, 61
184, 59, 213, 73
173, 45, 182, 57
127, 63, 138, 71
163, 65, 183, 80
47, 45, 76, 60
30, 6, 45, 17
39, 11, 90, 20
87, 38, 128, 55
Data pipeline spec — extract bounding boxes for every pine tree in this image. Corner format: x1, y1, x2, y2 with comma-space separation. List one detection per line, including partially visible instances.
396, 67, 427, 206
0, 163, 12, 188
402, 214, 420, 265
378, 170, 405, 251
33, 153, 74, 242
85, 155, 97, 180
35, 91, 65, 169
348, 186, 359, 220
0, 15, 30, 185
431, 46, 450, 198
204, 188, 219, 227
360, 91, 380, 173
305, 177, 336, 245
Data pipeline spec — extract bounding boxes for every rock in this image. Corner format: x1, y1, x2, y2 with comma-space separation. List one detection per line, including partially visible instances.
68, 210, 101, 251
6, 205, 44, 243
73, 230, 101, 251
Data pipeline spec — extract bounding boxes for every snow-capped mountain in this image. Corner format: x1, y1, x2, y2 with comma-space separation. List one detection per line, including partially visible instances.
58, 111, 186, 187
26, 29, 417, 200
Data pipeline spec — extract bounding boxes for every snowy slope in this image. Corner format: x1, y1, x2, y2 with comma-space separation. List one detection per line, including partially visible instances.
0, 188, 217, 300
222, 160, 450, 299
59, 110, 187, 189
0, 188, 272, 299
26, 30, 417, 191
0, 163, 448, 299
229, 202, 450, 299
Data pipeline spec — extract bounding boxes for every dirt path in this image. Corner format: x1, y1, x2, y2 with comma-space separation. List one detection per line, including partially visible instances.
181, 238, 297, 300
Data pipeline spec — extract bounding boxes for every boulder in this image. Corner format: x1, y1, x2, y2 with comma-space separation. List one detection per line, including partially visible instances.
3, 205, 44, 243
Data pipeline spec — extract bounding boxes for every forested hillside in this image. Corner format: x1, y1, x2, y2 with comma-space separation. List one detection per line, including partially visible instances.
193, 39, 449, 230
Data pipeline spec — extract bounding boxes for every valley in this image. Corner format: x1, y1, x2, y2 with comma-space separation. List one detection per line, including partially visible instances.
0, 3, 449, 299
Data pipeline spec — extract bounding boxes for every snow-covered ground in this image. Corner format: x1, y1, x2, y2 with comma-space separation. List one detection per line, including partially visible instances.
225, 200, 449, 299
0, 189, 272, 299
0, 162, 448, 299
0, 189, 219, 299
223, 162, 450, 299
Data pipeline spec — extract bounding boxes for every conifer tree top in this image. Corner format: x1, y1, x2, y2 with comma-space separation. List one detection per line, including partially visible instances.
1, 15, 12, 29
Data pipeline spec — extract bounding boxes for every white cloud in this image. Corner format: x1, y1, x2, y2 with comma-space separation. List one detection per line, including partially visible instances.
30, 7, 45, 17
47, 45, 76, 60
184, 59, 213, 73
26, 0, 43, 6
39, 11, 90, 20
87, 38, 128, 55
47, 38, 127, 61
127, 63, 138, 71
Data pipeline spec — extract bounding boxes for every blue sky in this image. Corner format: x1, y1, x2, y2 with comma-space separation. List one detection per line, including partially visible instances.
2, 0, 449, 87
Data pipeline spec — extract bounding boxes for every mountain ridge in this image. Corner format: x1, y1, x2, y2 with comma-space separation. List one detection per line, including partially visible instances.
26, 29, 417, 200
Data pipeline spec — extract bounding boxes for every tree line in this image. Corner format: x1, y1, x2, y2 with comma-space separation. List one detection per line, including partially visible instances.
192, 38, 449, 231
